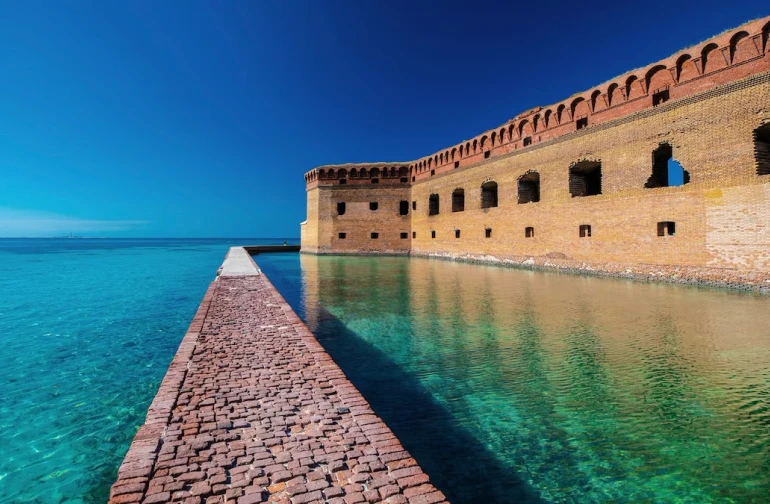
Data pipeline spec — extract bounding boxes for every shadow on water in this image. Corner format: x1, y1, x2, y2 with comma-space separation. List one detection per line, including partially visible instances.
311, 306, 546, 504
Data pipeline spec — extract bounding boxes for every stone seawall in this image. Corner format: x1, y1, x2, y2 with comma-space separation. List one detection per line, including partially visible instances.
300, 249, 770, 294
109, 247, 445, 504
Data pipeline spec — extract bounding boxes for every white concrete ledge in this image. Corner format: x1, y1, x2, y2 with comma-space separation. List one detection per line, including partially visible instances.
218, 247, 260, 277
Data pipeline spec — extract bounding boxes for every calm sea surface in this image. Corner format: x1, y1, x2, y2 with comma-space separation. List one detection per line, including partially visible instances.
0, 238, 296, 503
256, 252, 770, 504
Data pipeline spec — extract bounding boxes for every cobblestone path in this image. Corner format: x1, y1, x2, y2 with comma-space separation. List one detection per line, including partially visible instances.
109, 268, 446, 504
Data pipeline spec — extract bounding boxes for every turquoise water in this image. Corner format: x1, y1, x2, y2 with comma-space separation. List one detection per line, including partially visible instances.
256, 253, 770, 504
0, 238, 296, 503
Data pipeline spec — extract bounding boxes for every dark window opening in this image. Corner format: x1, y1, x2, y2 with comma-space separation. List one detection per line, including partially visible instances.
646, 143, 690, 188
455, 229, 461, 238
755, 124, 770, 175
481, 181, 498, 208
517, 171, 540, 204
576, 117, 588, 130
657, 221, 676, 236
412, 232, 416, 239
337, 202, 346, 215
569, 161, 602, 197
579, 225, 592, 238
400, 177, 408, 183
431, 170, 435, 176
523, 137, 532, 146
484, 151, 491, 159
338, 232, 346, 239
485, 228, 492, 238
372, 178, 379, 184
339, 179, 347, 185
452, 189, 465, 212
431, 230, 436, 239
399, 201, 409, 216
412, 201, 417, 210
652, 89, 670, 106
429, 194, 440, 216
412, 176, 416, 182
454, 161, 460, 169
371, 232, 379, 239
400, 232, 408, 239
369, 202, 378, 211
525, 227, 534, 238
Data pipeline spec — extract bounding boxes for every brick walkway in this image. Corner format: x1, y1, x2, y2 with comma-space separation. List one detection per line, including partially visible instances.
109, 253, 446, 504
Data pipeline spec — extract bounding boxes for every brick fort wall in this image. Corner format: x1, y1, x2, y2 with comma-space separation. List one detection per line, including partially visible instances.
301, 17, 770, 284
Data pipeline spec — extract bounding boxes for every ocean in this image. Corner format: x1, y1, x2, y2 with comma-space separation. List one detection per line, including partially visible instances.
0, 238, 295, 503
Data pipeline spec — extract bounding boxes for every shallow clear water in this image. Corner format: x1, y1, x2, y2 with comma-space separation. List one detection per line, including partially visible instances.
256, 252, 770, 504
0, 238, 296, 503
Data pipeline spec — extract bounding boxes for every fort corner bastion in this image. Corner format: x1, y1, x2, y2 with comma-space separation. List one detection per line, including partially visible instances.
301, 17, 770, 290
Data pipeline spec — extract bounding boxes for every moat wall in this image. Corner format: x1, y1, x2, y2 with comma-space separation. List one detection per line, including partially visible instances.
301, 17, 770, 287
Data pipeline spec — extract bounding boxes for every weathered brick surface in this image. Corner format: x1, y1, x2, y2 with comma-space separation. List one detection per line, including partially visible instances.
300, 17, 770, 291
109, 267, 445, 504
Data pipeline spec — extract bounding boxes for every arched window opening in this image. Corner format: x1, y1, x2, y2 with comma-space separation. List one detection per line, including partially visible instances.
399, 200, 409, 216
518, 120, 529, 138
508, 124, 515, 141
569, 160, 602, 197
764, 22, 770, 53
544, 110, 552, 128
428, 194, 440, 216
359, 168, 368, 178
755, 124, 770, 175
452, 189, 465, 212
491, 132, 497, 146
500, 127, 506, 142
556, 104, 566, 124
472, 139, 478, 153
646, 143, 690, 187
625, 75, 641, 100
675, 54, 693, 82
729, 31, 750, 63
399, 166, 408, 177
480, 181, 498, 209
350, 168, 358, 178
590, 90, 602, 111
451, 148, 457, 161
370, 168, 380, 178
319, 169, 326, 179
328, 169, 335, 179
607, 83, 619, 106
701, 43, 721, 73
338, 169, 347, 179
337, 202, 346, 215
517, 171, 540, 204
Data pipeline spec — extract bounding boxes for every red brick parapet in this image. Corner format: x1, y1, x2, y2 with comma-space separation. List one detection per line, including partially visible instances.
304, 16, 770, 186
109, 250, 446, 504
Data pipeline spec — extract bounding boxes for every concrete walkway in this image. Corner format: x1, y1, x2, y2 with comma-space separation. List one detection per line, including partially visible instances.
109, 248, 446, 504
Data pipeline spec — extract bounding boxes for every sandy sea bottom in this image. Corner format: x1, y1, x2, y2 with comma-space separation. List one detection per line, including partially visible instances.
256, 252, 770, 504
0, 238, 295, 503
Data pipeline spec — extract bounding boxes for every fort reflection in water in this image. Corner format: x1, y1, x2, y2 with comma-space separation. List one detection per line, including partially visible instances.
256, 252, 770, 503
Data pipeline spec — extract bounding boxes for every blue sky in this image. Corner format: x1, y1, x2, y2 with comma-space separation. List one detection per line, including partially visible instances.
0, 1, 767, 237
